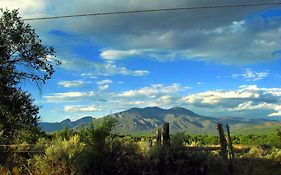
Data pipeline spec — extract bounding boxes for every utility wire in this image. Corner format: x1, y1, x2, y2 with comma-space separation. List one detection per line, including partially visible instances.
22, 2, 281, 21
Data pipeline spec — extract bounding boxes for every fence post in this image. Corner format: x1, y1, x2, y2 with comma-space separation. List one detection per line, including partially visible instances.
156, 127, 162, 145
217, 123, 228, 160
162, 122, 170, 148
226, 124, 235, 175
226, 124, 235, 160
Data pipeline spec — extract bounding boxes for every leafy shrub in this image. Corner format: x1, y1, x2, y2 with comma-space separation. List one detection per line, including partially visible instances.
74, 117, 118, 174
28, 135, 83, 175
52, 127, 75, 141
145, 145, 212, 175
110, 138, 144, 175
266, 148, 281, 164
171, 132, 186, 151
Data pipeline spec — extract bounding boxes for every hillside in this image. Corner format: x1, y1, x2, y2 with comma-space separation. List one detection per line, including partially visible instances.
39, 107, 280, 135
111, 107, 279, 135
39, 116, 93, 132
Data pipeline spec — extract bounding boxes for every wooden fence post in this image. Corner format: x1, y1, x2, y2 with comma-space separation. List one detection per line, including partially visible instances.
162, 122, 170, 148
156, 127, 162, 145
217, 123, 228, 160
226, 124, 235, 160
226, 124, 235, 175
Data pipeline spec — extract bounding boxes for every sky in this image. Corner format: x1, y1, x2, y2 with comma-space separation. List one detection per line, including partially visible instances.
1, 0, 281, 122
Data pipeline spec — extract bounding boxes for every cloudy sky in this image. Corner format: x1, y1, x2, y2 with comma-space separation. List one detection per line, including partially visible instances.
2, 0, 281, 122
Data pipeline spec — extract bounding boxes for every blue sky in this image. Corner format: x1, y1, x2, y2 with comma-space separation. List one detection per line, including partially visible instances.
2, 0, 281, 122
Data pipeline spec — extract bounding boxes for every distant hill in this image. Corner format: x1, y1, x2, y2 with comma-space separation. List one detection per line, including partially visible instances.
39, 107, 280, 135
231, 122, 281, 135
39, 116, 93, 132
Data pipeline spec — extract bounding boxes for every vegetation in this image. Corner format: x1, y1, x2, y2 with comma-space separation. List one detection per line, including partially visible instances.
0, 8, 60, 144
0, 116, 280, 175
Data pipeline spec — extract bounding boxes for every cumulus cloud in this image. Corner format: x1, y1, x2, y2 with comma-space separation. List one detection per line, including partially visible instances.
44, 83, 281, 118
119, 84, 181, 97
58, 80, 90, 88
60, 57, 149, 77
97, 79, 113, 85
134, 70, 150, 76
184, 88, 260, 105
182, 85, 281, 117
64, 105, 101, 112
100, 49, 141, 61
98, 84, 109, 91
44, 83, 185, 110
80, 73, 97, 79
44, 91, 96, 102
96, 79, 112, 90
232, 68, 269, 81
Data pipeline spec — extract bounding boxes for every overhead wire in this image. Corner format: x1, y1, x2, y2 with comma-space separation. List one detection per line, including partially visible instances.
22, 2, 281, 21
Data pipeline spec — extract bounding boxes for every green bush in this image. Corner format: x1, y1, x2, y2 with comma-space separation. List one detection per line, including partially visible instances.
28, 135, 83, 175
171, 132, 186, 151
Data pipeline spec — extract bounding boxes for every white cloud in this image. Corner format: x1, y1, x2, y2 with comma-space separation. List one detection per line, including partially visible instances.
101, 64, 149, 77
43, 83, 186, 113
119, 84, 181, 97
182, 85, 281, 117
64, 105, 101, 112
184, 88, 260, 105
229, 101, 268, 111
80, 73, 97, 79
96, 79, 112, 90
229, 101, 281, 117
98, 84, 109, 91
128, 101, 145, 105
268, 105, 281, 117
60, 57, 149, 77
100, 49, 141, 61
44, 91, 95, 102
97, 79, 112, 85
44, 82, 281, 118
232, 69, 269, 81
133, 70, 150, 76
58, 80, 89, 88
0, 0, 46, 17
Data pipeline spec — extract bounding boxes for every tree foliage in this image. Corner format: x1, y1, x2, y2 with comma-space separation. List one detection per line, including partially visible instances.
0, 8, 59, 141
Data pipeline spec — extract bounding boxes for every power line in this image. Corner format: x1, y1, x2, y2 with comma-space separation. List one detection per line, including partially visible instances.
22, 2, 281, 21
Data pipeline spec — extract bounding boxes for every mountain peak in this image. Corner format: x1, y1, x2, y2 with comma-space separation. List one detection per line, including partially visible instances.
167, 106, 197, 115
126, 106, 164, 113
144, 106, 164, 110
39, 116, 94, 132
60, 118, 71, 124
169, 106, 187, 111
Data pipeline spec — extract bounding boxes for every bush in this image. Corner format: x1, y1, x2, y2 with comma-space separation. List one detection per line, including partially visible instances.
28, 135, 83, 175
171, 132, 186, 151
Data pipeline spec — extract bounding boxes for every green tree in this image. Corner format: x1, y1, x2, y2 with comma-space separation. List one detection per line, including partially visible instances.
0, 9, 59, 142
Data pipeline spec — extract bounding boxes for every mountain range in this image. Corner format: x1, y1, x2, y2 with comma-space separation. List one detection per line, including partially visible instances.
39, 107, 281, 135
39, 116, 93, 132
